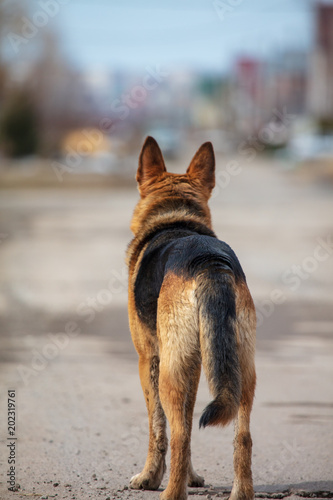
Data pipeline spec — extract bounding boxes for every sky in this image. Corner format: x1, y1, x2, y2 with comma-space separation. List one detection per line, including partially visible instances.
5, 0, 329, 76
54, 0, 315, 73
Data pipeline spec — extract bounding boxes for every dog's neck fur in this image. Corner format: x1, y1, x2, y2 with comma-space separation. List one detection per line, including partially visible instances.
126, 196, 216, 273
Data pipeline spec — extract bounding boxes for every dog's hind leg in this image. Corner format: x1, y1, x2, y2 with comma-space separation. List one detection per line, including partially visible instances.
130, 352, 167, 491
230, 285, 256, 500
230, 380, 255, 500
186, 367, 205, 488
159, 354, 199, 500
158, 274, 201, 500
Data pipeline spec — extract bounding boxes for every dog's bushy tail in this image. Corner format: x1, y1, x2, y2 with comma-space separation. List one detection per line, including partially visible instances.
197, 269, 241, 428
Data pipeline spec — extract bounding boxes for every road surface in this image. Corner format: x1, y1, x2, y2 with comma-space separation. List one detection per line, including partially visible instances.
0, 155, 332, 499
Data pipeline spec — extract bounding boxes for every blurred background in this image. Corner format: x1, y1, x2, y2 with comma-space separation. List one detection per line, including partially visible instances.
1, 0, 333, 173
0, 1, 333, 498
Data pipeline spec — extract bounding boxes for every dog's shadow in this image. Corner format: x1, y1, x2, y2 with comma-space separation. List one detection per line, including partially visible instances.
187, 481, 333, 497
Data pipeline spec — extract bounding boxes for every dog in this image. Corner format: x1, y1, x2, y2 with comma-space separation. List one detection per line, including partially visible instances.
127, 137, 256, 500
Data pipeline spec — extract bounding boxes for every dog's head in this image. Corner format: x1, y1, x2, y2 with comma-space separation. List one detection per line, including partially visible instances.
131, 136, 215, 234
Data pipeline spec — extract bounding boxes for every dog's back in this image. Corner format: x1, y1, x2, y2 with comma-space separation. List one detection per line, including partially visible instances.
135, 229, 248, 426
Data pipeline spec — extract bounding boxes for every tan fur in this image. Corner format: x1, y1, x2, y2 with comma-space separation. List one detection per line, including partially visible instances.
127, 137, 256, 500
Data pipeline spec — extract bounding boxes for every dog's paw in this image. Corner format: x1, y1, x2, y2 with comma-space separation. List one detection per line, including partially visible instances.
229, 484, 254, 500
188, 471, 205, 487
130, 471, 161, 491
160, 488, 187, 500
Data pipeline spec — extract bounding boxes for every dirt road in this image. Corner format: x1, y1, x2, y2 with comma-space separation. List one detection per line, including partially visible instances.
0, 155, 333, 500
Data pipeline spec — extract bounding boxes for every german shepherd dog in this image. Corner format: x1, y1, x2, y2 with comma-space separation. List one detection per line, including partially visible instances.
127, 137, 256, 500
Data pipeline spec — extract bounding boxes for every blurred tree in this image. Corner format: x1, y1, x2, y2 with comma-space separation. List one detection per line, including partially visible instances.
0, 2, 9, 103
0, 1, 80, 157
30, 31, 84, 156
318, 117, 333, 133
0, 1, 106, 158
0, 90, 39, 157
0, 2, 36, 157
197, 75, 223, 99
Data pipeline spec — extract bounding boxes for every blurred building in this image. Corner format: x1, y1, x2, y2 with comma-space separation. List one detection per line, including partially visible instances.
307, 2, 333, 126
231, 57, 265, 136
231, 51, 308, 138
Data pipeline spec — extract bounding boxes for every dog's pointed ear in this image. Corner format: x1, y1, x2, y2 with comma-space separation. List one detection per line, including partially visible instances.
186, 142, 215, 193
136, 136, 166, 188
